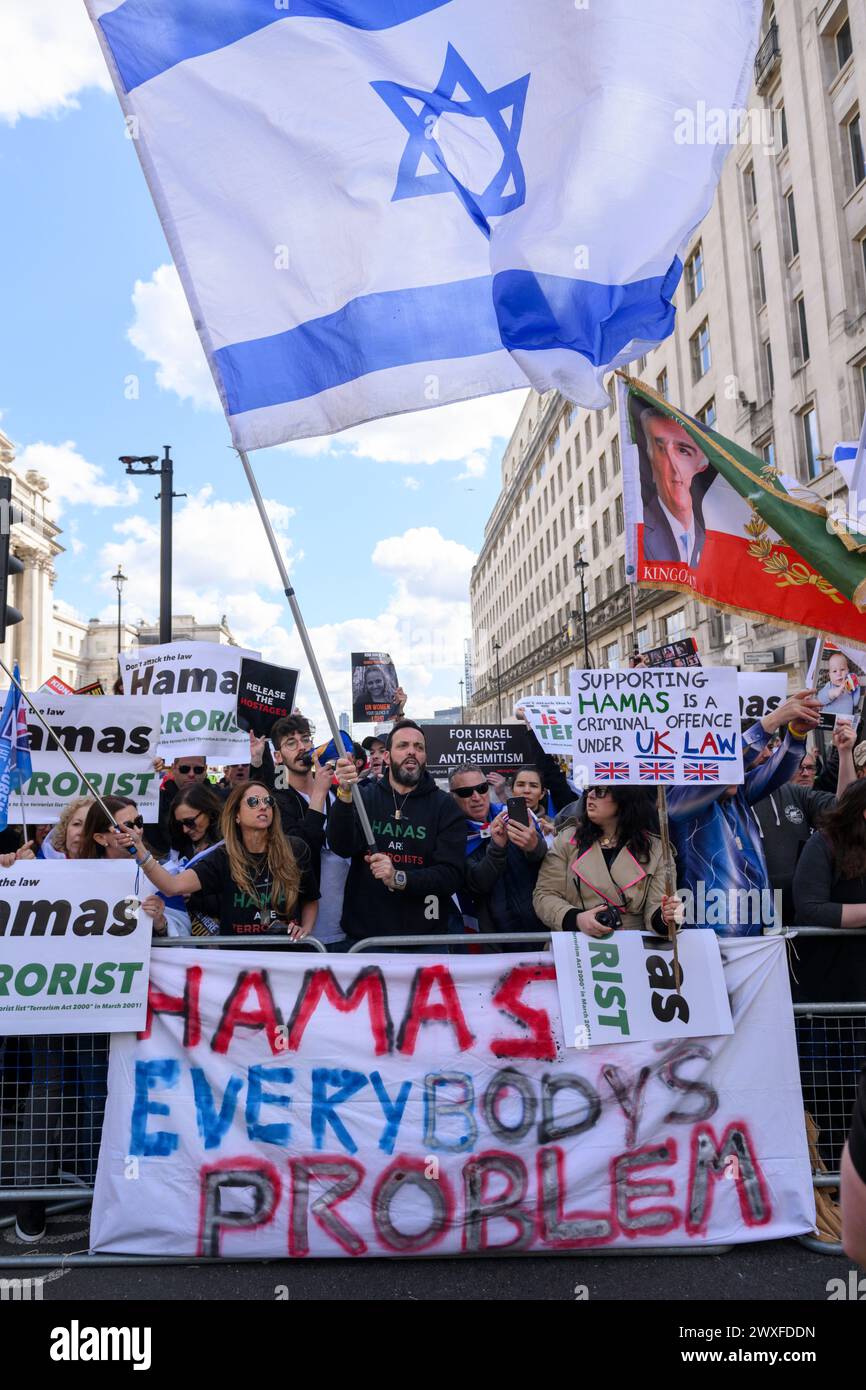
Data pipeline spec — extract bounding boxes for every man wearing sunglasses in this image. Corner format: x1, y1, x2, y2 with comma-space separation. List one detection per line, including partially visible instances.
449, 765, 547, 940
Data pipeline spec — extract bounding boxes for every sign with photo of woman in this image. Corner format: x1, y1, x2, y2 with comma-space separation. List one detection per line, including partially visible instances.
351, 652, 402, 724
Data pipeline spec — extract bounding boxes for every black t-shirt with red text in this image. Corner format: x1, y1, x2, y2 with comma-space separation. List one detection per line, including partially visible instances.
193, 840, 319, 937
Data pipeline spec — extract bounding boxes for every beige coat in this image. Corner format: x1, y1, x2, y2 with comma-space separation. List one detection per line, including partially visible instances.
533, 829, 670, 932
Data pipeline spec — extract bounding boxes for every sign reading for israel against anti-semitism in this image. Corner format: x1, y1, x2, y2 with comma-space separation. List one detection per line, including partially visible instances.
120, 641, 259, 759
423, 725, 537, 778
89, 939, 813, 1256
570, 668, 743, 786
550, 931, 732, 1049
0, 862, 151, 1036
0, 695, 161, 824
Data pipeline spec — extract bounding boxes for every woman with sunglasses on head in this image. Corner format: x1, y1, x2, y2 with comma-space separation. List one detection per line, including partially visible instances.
533, 784, 680, 937
123, 780, 319, 942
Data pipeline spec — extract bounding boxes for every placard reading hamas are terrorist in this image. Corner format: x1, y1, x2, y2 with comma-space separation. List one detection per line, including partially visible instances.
120, 641, 259, 759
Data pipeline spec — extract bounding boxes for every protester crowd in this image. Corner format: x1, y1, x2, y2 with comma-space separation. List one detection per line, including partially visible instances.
4, 667, 866, 1249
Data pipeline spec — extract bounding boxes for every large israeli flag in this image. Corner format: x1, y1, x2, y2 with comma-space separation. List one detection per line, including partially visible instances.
87, 0, 760, 449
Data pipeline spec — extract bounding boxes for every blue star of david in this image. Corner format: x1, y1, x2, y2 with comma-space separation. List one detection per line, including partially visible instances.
371, 45, 530, 237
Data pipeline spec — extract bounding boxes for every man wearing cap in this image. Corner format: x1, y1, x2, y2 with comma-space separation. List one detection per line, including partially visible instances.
360, 734, 387, 782
329, 719, 465, 941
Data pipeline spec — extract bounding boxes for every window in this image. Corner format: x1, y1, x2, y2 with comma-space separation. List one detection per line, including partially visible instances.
591, 521, 599, 557
568, 497, 575, 528
785, 191, 799, 259
744, 163, 757, 212
764, 339, 775, 397
599, 453, 607, 490
565, 447, 572, 481
665, 609, 687, 640
548, 433, 558, 460
606, 565, 615, 596
595, 576, 604, 607
802, 407, 820, 479
796, 295, 810, 362
656, 369, 669, 400
602, 509, 611, 546
847, 112, 866, 189
690, 319, 711, 382
585, 417, 592, 451
754, 243, 766, 306
697, 398, 716, 427
636, 355, 648, 375
611, 436, 620, 475
762, 439, 776, 471
777, 103, 788, 152
837, 17, 853, 69
588, 469, 596, 504
578, 483, 585, 511
602, 640, 621, 670
684, 242, 705, 305
638, 626, 650, 652
618, 555, 626, 587
615, 495, 624, 533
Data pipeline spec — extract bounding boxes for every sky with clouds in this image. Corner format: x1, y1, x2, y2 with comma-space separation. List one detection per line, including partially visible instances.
0, 2, 527, 730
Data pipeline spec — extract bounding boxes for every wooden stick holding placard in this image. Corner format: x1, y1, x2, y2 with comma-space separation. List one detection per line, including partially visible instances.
656, 784, 681, 981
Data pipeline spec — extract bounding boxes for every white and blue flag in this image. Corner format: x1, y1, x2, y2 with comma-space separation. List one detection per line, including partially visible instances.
87, 0, 760, 449
0, 666, 33, 831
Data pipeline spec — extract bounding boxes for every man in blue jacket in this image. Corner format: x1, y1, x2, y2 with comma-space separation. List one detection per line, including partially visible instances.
667, 689, 822, 935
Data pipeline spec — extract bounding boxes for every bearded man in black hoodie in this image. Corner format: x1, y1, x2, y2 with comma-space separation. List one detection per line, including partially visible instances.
329, 720, 465, 941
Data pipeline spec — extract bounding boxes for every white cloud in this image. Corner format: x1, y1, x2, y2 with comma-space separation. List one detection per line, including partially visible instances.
456, 452, 486, 482
0, 1, 111, 126
128, 264, 220, 410
99, 486, 296, 640
403, 476, 422, 491
283, 389, 526, 465
14, 440, 139, 519
372, 527, 476, 603
52, 597, 85, 622
97, 514, 473, 733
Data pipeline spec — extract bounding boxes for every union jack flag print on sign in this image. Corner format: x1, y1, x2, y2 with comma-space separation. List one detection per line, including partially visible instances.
683, 762, 720, 782
594, 762, 630, 781
639, 762, 675, 781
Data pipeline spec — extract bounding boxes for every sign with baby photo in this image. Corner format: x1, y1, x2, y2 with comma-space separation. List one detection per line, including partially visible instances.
806, 640, 865, 729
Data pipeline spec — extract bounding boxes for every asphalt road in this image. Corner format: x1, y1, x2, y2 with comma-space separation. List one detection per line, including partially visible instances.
0, 1206, 856, 1301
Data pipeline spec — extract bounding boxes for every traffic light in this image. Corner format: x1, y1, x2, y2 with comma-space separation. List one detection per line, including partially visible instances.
0, 476, 23, 645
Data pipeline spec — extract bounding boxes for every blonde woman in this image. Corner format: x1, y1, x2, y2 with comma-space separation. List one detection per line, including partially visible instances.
41, 797, 93, 859
123, 780, 319, 940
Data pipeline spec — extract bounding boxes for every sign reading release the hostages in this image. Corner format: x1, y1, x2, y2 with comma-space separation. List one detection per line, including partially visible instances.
570, 667, 743, 787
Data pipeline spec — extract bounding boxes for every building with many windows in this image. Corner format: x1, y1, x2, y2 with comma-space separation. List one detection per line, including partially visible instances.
470, 0, 866, 719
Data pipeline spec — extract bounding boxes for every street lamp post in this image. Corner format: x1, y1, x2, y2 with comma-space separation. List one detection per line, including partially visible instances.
574, 553, 590, 666
118, 447, 185, 644
113, 564, 127, 654
492, 641, 502, 723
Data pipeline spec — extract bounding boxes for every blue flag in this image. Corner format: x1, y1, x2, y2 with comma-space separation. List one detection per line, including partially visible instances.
87, 0, 760, 449
0, 665, 33, 831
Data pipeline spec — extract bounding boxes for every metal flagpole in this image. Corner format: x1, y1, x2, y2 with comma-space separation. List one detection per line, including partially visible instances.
0, 658, 129, 836
236, 450, 376, 850
655, 780, 680, 982
628, 582, 639, 657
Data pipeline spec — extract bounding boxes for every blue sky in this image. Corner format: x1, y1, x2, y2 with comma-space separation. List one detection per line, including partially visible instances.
0, 3, 526, 726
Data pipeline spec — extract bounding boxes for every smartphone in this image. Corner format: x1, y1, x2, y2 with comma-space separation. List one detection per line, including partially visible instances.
506, 796, 530, 828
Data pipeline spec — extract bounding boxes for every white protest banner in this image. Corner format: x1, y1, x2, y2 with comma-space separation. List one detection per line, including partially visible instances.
1, 695, 161, 824
738, 673, 786, 726
0, 862, 151, 1035
550, 931, 732, 1049
515, 696, 574, 751
570, 667, 743, 787
120, 641, 259, 759
90, 939, 813, 1256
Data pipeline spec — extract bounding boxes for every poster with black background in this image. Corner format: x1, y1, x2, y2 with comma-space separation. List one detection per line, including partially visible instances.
236, 658, 299, 737
352, 652, 401, 723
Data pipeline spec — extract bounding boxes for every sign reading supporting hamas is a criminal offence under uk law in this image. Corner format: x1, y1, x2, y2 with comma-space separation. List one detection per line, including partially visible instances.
570, 667, 743, 787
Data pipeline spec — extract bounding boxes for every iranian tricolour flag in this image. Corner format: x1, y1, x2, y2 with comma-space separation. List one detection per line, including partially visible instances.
618, 375, 866, 647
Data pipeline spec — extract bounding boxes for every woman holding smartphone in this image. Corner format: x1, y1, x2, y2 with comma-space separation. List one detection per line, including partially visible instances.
122, 781, 319, 941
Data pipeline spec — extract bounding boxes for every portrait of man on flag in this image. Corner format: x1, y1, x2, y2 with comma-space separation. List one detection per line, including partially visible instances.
635, 400, 717, 569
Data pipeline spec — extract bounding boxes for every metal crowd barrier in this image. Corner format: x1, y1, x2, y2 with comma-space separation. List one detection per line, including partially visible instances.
0, 928, 862, 1266
783, 927, 866, 1256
